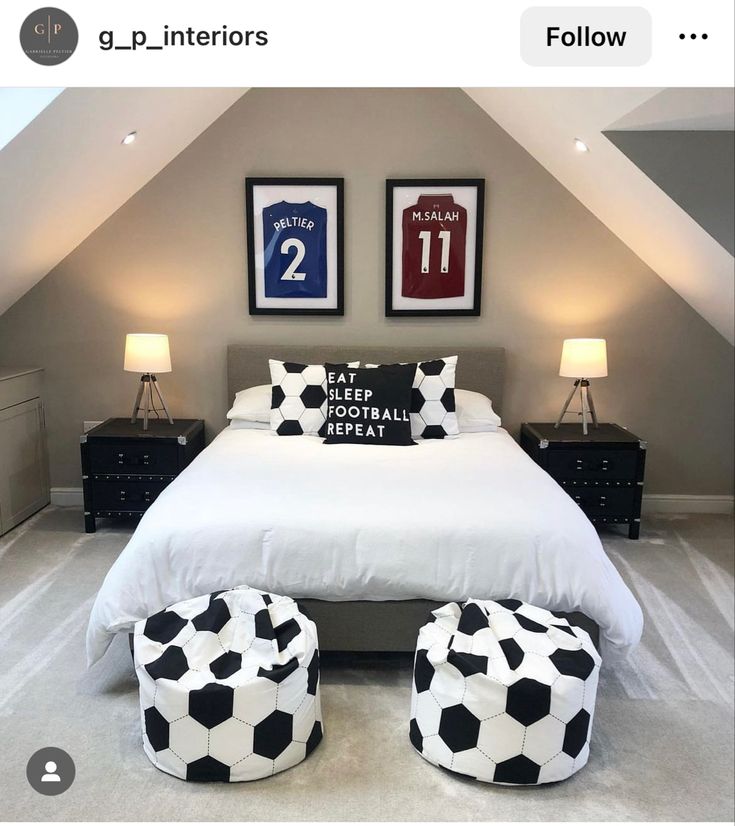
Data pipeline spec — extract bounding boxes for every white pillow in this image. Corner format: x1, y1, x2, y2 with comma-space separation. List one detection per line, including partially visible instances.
227, 372, 499, 433
228, 419, 270, 430
227, 384, 271, 423
456, 389, 501, 432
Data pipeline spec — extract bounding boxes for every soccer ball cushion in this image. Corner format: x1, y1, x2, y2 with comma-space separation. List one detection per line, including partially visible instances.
367, 356, 459, 439
269, 359, 359, 436
134, 586, 322, 782
409, 599, 601, 784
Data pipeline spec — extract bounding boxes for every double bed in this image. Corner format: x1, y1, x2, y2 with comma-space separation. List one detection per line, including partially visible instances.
86, 345, 642, 666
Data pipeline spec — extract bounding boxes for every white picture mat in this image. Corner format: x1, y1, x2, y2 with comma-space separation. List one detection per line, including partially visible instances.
391, 185, 478, 311
252, 184, 339, 309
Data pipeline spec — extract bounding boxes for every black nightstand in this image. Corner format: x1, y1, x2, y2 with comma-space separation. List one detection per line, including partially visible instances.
80, 418, 205, 533
520, 422, 646, 539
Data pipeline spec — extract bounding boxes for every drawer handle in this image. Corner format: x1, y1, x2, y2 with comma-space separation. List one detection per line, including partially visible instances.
117, 453, 155, 467
573, 458, 613, 472
119, 490, 153, 504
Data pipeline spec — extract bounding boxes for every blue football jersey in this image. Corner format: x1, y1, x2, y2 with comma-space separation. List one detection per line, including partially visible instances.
263, 201, 328, 298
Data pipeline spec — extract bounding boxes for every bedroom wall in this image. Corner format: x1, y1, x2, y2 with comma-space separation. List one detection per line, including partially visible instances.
0, 87, 732, 496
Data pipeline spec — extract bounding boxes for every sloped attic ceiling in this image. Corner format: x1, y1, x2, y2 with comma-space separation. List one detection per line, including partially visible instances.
466, 88, 735, 344
2, 86, 733, 345
0, 87, 247, 316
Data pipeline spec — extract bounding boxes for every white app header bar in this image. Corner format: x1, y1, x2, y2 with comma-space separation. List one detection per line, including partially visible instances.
0, 0, 733, 87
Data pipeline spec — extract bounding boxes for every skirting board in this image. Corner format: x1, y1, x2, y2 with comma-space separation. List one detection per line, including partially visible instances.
51, 487, 734, 514
641, 494, 733, 515
50, 488, 84, 507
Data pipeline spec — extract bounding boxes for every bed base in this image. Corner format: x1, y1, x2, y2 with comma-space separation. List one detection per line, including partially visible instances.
298, 600, 600, 652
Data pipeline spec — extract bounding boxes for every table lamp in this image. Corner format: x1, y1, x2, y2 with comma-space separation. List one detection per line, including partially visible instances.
554, 338, 607, 435
124, 333, 174, 430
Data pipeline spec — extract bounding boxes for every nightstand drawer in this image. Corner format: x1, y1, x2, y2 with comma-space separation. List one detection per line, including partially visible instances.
567, 486, 636, 516
521, 422, 645, 540
92, 480, 170, 511
547, 449, 638, 481
81, 418, 205, 532
88, 442, 179, 475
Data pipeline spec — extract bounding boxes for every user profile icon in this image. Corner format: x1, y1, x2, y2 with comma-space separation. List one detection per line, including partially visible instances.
26, 748, 75, 795
42, 761, 61, 782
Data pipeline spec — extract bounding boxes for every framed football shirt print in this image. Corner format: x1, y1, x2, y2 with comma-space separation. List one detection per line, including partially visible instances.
246, 178, 344, 315
386, 179, 485, 316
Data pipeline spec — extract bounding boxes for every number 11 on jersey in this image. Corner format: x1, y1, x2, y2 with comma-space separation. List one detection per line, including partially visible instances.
418, 230, 451, 274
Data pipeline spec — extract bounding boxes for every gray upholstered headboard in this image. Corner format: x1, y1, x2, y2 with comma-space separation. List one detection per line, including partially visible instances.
227, 345, 506, 414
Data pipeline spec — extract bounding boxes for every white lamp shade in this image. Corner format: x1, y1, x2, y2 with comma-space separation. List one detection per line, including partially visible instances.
559, 338, 608, 378
124, 334, 172, 374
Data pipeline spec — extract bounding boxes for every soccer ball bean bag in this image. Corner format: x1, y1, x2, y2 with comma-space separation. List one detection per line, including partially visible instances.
134, 586, 322, 782
409, 599, 601, 784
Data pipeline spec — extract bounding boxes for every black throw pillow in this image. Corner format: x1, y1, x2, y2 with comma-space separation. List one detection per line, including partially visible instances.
323, 364, 416, 446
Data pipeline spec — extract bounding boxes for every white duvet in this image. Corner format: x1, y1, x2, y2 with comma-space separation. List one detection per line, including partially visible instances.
86, 427, 643, 665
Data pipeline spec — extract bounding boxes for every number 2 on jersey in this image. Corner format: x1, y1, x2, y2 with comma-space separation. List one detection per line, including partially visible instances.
280, 238, 307, 281
418, 230, 451, 274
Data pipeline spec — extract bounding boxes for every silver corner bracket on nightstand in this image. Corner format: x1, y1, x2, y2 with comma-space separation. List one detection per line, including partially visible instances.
638, 440, 648, 450
539, 438, 549, 449
178, 435, 188, 446
80, 434, 88, 444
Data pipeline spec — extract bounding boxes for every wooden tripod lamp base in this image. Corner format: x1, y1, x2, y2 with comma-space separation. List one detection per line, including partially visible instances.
131, 373, 173, 431
124, 334, 174, 432
553, 338, 608, 436
554, 378, 597, 435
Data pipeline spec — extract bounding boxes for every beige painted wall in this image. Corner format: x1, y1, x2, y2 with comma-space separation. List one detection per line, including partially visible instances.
0, 88, 732, 494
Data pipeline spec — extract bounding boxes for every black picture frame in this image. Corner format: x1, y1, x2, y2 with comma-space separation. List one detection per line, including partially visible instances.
385, 178, 485, 317
246, 177, 344, 316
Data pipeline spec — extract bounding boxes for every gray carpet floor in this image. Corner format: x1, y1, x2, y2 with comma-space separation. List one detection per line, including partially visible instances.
0, 507, 732, 821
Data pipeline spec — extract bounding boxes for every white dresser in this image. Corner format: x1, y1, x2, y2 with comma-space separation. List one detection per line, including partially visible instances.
0, 368, 50, 536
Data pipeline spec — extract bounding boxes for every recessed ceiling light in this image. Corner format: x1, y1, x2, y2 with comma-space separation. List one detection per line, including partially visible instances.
121, 131, 137, 145
573, 138, 589, 153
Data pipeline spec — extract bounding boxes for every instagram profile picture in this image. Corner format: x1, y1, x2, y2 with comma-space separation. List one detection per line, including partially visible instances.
20, 7, 78, 65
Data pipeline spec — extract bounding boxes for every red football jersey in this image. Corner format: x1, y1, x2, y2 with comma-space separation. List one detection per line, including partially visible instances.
401, 195, 467, 299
